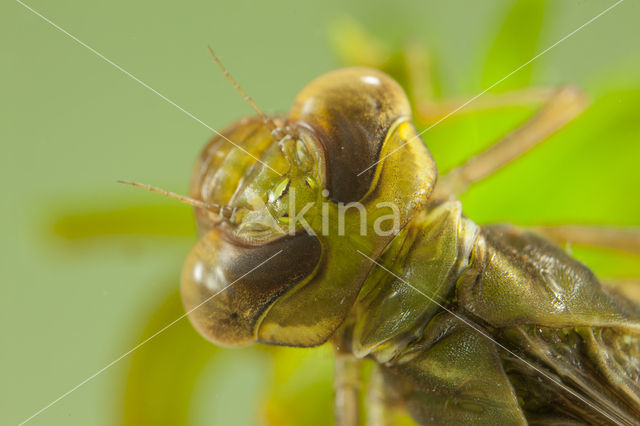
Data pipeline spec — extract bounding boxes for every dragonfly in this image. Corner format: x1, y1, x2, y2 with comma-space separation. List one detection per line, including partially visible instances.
122, 35, 640, 424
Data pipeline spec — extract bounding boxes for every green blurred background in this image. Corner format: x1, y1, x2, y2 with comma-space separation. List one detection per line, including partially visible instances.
2, 0, 640, 425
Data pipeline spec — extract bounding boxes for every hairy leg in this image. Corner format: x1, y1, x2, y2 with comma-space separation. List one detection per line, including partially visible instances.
434, 85, 587, 198
605, 278, 640, 304
332, 23, 575, 128
397, 39, 589, 199
531, 225, 640, 257
401, 40, 567, 123
415, 87, 557, 123
366, 366, 398, 426
334, 349, 361, 426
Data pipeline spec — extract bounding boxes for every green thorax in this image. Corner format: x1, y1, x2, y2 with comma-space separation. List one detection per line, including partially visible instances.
342, 200, 479, 363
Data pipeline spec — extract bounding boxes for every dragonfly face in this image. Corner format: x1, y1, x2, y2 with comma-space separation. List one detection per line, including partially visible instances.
181, 68, 437, 347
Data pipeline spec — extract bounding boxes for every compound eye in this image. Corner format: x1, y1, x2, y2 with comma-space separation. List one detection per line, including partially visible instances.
181, 228, 322, 346
189, 117, 275, 235
289, 68, 411, 203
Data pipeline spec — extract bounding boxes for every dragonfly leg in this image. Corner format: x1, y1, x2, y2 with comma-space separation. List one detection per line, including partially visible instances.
402, 41, 436, 116
334, 349, 361, 426
433, 85, 587, 198
329, 18, 388, 70
400, 40, 566, 124
366, 366, 399, 426
603, 278, 640, 305
414, 86, 561, 123
530, 225, 640, 257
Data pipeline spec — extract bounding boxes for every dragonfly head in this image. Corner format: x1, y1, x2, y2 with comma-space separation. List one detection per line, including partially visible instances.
182, 68, 437, 346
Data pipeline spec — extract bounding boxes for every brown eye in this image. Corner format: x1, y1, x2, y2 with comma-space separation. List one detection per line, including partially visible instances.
189, 117, 276, 235
289, 68, 412, 203
181, 228, 321, 347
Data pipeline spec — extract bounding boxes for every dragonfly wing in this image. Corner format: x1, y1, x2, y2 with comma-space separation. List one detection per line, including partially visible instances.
457, 225, 640, 423
458, 225, 640, 332
500, 324, 640, 425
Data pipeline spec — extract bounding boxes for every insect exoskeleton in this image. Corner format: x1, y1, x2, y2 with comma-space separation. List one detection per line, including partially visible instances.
181, 68, 437, 347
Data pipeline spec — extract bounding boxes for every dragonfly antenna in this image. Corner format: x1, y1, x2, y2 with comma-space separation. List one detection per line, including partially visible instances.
118, 180, 236, 220
207, 46, 283, 137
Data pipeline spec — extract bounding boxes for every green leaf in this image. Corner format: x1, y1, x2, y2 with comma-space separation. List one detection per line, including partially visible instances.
261, 345, 334, 426
121, 290, 273, 426
50, 203, 195, 240
122, 290, 219, 426
481, 0, 548, 90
